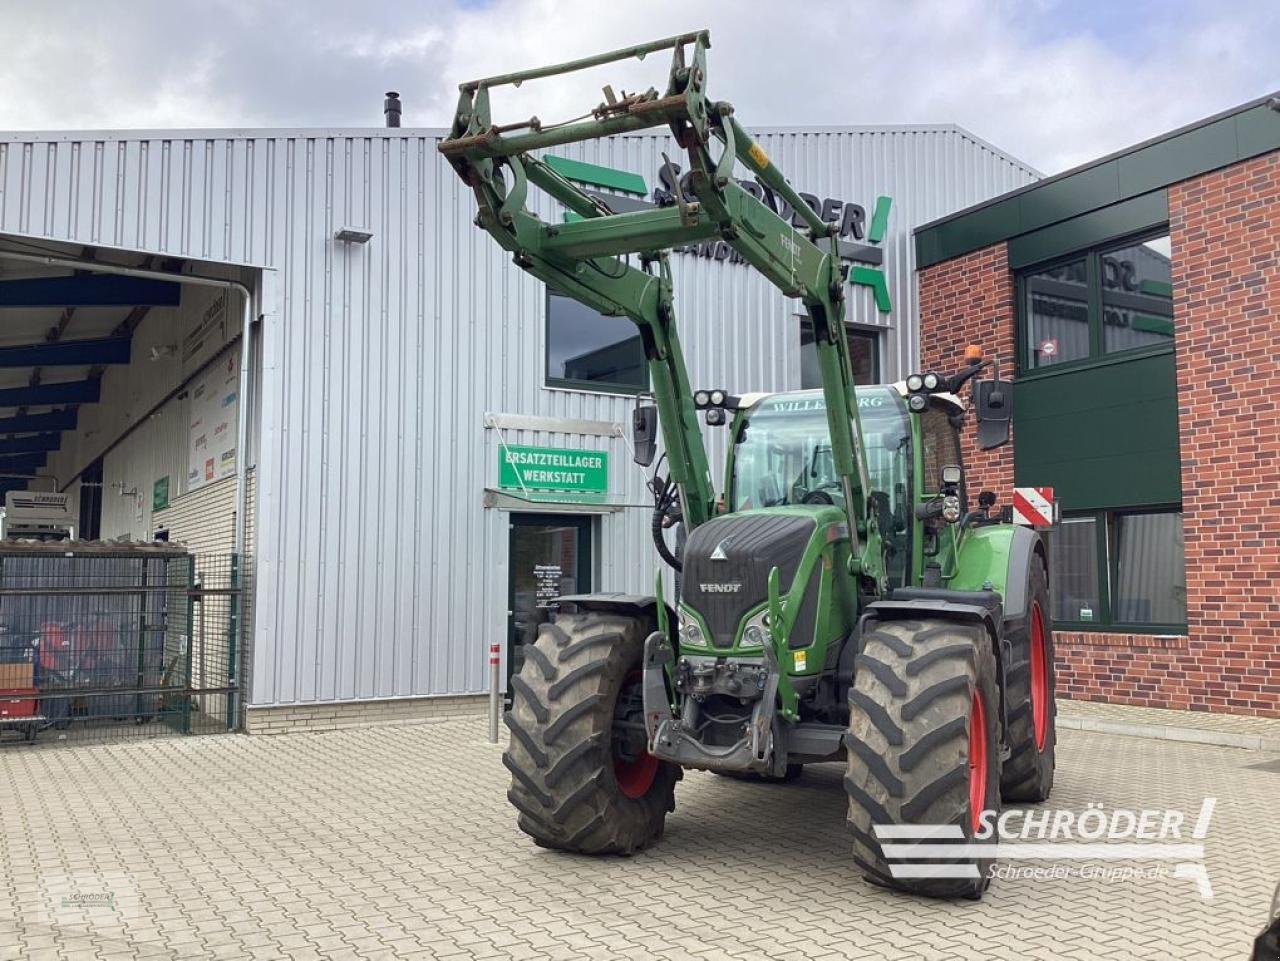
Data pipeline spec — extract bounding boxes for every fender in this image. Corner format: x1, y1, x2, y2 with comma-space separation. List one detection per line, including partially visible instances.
948, 524, 1047, 622
554, 593, 677, 631
1001, 525, 1048, 623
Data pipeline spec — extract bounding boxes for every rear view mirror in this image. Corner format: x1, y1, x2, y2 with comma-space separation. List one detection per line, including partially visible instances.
632, 404, 658, 466
973, 379, 1012, 450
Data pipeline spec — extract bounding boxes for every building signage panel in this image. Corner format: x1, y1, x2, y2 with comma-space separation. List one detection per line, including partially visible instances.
187, 346, 240, 492
153, 476, 170, 511
499, 445, 608, 494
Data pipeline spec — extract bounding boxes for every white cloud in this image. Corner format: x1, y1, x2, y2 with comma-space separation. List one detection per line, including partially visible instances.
0, 0, 1275, 172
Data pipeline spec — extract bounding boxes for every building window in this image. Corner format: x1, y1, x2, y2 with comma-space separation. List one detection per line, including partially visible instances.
1048, 508, 1187, 631
1101, 235, 1174, 355
1020, 231, 1173, 372
799, 320, 878, 388
546, 291, 647, 393
1024, 257, 1089, 368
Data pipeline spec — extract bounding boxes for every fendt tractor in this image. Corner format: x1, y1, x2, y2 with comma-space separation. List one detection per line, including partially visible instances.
440, 31, 1057, 899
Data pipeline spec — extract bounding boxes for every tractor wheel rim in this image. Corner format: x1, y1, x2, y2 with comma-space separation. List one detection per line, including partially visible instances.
1030, 601, 1049, 751
613, 672, 658, 799
968, 689, 988, 834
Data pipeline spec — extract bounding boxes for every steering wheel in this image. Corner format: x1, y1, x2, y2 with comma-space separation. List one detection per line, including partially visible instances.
801, 490, 835, 505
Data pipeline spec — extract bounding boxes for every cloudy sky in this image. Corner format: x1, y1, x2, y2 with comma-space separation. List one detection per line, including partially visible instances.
2, 0, 1276, 174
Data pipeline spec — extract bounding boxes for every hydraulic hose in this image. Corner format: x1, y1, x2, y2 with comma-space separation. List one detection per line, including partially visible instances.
651, 502, 682, 571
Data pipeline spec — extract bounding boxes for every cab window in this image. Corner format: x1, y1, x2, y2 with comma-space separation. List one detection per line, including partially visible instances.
920, 407, 963, 495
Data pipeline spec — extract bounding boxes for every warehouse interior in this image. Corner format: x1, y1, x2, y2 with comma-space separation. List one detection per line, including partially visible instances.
0, 232, 263, 743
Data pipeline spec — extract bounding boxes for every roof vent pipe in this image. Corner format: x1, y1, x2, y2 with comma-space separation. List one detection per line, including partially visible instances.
384, 91, 402, 127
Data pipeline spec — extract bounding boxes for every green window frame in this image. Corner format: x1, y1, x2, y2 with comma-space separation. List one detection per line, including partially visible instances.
1017, 227, 1174, 377
1050, 506, 1188, 635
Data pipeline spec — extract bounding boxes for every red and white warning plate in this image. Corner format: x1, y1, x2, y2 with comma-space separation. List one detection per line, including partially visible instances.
1012, 486, 1055, 527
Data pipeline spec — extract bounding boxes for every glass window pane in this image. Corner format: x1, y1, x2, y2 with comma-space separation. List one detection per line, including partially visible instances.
848, 332, 878, 384
1050, 517, 1101, 623
1113, 511, 1187, 625
1102, 235, 1174, 354
919, 407, 962, 494
547, 292, 646, 391
799, 319, 878, 388
1024, 258, 1089, 369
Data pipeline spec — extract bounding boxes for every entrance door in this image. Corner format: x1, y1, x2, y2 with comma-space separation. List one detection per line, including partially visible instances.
507, 514, 592, 690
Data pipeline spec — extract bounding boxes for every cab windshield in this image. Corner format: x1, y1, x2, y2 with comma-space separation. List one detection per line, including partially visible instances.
731, 387, 912, 583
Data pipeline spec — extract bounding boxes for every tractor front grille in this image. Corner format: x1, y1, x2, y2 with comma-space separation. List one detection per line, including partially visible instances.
681, 513, 815, 648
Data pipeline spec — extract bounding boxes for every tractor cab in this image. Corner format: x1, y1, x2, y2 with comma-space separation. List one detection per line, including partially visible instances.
722, 384, 967, 590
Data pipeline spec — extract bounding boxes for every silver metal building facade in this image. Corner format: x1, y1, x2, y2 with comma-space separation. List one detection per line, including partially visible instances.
0, 124, 1036, 727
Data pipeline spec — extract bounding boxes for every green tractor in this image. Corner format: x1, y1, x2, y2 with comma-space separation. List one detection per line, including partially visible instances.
440, 30, 1056, 899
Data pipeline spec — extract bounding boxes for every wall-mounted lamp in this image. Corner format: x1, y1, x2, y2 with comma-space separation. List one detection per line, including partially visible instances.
335, 228, 374, 244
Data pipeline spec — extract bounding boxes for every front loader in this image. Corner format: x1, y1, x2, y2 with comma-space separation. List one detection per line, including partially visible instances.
440, 30, 1057, 899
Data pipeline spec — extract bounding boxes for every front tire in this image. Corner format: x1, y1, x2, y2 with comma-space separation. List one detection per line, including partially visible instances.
1000, 557, 1057, 803
503, 610, 680, 855
845, 619, 1001, 899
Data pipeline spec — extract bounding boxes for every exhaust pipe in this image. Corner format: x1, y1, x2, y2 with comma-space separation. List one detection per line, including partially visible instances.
384, 91, 402, 128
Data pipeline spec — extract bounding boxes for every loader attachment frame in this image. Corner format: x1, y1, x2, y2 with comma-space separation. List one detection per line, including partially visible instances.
440, 30, 884, 587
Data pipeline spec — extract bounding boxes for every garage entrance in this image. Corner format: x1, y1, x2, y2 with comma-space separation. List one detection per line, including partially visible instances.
0, 233, 264, 746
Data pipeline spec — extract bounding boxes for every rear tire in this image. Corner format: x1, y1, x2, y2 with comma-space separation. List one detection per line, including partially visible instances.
844, 619, 1001, 899
503, 610, 680, 855
1000, 558, 1057, 803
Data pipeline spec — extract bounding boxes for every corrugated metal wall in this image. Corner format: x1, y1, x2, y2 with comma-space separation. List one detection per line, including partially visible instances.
0, 125, 1036, 706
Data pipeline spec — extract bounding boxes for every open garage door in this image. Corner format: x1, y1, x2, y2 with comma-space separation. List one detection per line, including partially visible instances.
0, 233, 264, 744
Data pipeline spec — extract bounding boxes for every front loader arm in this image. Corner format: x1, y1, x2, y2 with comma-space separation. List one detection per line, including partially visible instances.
439, 30, 883, 585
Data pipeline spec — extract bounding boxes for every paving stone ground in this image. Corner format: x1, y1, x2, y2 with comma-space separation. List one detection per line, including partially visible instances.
2, 718, 1277, 960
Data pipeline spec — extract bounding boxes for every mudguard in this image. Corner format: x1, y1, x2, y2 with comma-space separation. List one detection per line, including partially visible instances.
554, 592, 677, 628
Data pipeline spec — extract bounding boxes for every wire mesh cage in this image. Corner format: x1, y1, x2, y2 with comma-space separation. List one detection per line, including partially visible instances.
0, 543, 248, 747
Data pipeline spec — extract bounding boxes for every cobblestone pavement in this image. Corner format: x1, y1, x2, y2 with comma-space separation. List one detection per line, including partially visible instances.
2, 718, 1277, 960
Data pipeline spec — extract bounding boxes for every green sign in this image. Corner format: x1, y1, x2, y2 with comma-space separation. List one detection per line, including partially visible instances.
153, 476, 170, 511
499, 445, 608, 494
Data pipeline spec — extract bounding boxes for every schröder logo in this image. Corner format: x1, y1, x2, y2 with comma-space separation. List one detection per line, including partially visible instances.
874, 797, 1217, 898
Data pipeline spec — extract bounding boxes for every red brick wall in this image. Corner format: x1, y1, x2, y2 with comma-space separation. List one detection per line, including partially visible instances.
918, 243, 1016, 496
915, 150, 1280, 717
1166, 151, 1280, 716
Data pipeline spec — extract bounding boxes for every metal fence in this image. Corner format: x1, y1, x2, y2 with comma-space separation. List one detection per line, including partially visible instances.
0, 545, 249, 747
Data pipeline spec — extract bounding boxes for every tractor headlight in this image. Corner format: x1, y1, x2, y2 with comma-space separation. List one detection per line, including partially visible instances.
739, 609, 771, 650
906, 374, 924, 392
923, 372, 941, 391
694, 390, 710, 408
679, 612, 706, 647
710, 389, 726, 406
907, 393, 928, 413
942, 494, 962, 523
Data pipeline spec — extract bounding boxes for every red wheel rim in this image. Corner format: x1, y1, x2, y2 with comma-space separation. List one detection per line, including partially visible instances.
968, 690, 988, 833
1030, 601, 1049, 751
613, 672, 658, 799
614, 751, 659, 799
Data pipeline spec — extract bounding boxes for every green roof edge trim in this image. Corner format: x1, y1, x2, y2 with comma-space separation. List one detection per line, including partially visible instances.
915, 93, 1280, 269
544, 155, 648, 196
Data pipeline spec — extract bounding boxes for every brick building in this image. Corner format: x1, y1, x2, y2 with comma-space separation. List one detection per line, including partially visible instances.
914, 95, 1280, 718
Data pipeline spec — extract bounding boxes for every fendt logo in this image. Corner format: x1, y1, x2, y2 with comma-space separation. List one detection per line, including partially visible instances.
544, 154, 894, 313
699, 583, 743, 593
